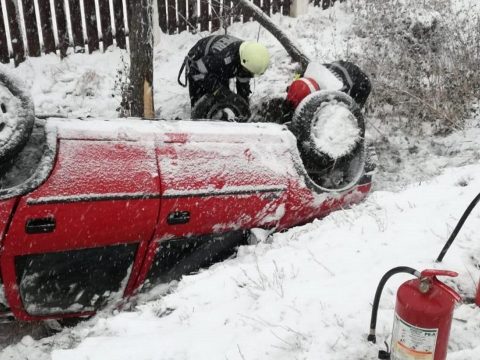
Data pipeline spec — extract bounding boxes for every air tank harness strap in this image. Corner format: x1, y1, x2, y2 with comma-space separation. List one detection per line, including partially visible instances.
178, 56, 189, 87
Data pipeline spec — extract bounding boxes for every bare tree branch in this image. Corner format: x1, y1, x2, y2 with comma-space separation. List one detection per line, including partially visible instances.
231, 0, 310, 70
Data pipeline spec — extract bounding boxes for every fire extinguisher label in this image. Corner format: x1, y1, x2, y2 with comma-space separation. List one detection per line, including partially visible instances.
391, 314, 438, 360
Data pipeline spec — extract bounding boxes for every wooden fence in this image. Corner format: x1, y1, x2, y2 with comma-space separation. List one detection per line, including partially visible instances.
0, 0, 339, 66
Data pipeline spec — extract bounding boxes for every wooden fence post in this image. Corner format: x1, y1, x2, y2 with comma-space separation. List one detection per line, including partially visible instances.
322, 0, 333, 10
5, 0, 26, 64
199, 0, 208, 31
53, 0, 69, 57
262, 0, 270, 16
187, 0, 197, 32
37, 0, 55, 54
83, 0, 100, 53
112, 0, 127, 48
178, 0, 187, 32
21, 0, 41, 57
0, 4, 9, 63
167, 0, 177, 33
99, 0, 114, 49
282, 0, 289, 15
157, 0, 167, 32
211, 0, 221, 31
68, 0, 85, 51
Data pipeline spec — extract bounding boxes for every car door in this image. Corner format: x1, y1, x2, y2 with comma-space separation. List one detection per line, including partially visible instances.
0, 138, 160, 321
136, 124, 292, 289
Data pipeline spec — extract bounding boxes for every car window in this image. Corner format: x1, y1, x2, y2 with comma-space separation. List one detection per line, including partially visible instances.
0, 120, 46, 190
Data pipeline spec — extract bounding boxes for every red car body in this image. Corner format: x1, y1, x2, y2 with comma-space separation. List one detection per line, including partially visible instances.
0, 118, 373, 321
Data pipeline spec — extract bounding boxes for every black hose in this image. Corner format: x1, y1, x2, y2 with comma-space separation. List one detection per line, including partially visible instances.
367, 266, 420, 344
436, 192, 480, 262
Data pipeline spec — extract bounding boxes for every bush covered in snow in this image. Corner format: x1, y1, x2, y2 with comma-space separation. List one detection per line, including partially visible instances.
350, 0, 480, 134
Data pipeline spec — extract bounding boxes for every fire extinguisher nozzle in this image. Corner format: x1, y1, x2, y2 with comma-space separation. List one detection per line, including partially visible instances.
368, 267, 419, 348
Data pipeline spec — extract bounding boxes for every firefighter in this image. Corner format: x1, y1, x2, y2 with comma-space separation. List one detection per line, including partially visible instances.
178, 35, 270, 108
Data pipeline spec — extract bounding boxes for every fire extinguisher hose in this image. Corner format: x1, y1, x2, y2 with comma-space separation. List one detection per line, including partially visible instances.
367, 266, 420, 344
436, 191, 480, 262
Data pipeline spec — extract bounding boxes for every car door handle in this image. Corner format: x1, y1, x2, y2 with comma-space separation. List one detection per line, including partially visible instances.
25, 217, 56, 234
167, 211, 190, 225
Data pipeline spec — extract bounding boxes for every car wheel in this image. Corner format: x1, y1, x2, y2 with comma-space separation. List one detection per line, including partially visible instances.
0, 70, 35, 164
191, 88, 251, 122
291, 90, 366, 191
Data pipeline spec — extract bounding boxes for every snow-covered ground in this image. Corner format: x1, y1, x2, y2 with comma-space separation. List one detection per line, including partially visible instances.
5, 164, 480, 360
1, 1, 480, 359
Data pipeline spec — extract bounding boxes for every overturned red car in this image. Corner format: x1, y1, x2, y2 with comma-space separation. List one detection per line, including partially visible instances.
0, 70, 374, 322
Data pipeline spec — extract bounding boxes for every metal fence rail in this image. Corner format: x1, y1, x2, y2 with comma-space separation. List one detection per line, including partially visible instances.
0, 0, 337, 66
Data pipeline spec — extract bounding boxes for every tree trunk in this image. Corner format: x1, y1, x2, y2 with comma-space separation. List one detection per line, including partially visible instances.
129, 0, 155, 118
233, 0, 310, 71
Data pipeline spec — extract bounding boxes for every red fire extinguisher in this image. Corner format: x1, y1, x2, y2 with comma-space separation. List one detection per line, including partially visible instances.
368, 267, 461, 360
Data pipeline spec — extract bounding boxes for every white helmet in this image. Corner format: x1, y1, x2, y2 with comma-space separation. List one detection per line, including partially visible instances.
239, 41, 270, 76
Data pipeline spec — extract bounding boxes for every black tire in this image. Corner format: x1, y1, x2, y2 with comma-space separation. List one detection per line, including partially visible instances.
291, 90, 366, 191
191, 88, 251, 122
0, 70, 35, 164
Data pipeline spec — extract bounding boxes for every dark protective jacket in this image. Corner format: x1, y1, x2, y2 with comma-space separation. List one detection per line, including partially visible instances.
186, 35, 253, 100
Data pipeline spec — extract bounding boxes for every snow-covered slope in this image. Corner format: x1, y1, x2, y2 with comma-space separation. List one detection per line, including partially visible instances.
2, 164, 480, 360
49, 166, 480, 360
1, 1, 480, 359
